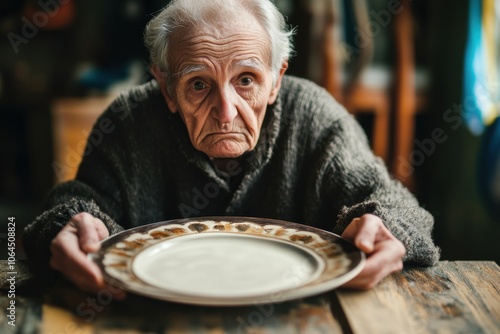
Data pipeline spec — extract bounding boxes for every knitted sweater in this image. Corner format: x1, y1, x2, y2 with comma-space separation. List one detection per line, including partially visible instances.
23, 76, 440, 266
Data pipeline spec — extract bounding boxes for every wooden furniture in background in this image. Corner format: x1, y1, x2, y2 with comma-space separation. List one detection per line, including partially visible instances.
320, 0, 391, 162
319, 0, 422, 190
51, 95, 116, 183
391, 0, 418, 190
343, 70, 391, 163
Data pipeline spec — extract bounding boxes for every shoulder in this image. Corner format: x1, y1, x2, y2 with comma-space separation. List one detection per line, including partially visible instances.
101, 80, 165, 123
94, 80, 173, 139
84, 80, 173, 154
275, 76, 375, 169
279, 75, 351, 125
278, 75, 362, 140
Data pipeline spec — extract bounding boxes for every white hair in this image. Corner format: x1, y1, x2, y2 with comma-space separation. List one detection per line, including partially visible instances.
144, 0, 294, 86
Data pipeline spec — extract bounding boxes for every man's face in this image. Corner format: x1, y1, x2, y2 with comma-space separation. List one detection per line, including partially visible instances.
158, 16, 285, 159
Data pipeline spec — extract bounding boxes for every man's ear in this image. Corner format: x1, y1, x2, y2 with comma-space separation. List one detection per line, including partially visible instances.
151, 65, 178, 113
268, 60, 288, 105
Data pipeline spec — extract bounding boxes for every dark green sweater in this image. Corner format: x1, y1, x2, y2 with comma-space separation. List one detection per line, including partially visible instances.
23, 76, 440, 266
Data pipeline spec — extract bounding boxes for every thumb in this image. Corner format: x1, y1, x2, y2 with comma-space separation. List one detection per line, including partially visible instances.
356, 235, 375, 254
349, 216, 380, 254
72, 213, 109, 253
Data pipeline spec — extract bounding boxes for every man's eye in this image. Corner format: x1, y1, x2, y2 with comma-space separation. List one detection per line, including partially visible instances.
193, 81, 206, 91
240, 77, 253, 86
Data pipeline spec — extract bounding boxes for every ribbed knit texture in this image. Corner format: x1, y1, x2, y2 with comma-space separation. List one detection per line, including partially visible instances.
23, 76, 440, 269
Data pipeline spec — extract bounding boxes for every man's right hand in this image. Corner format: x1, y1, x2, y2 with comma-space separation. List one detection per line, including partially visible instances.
50, 212, 125, 298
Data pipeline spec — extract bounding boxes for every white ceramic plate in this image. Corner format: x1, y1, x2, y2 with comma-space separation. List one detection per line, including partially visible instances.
93, 217, 365, 306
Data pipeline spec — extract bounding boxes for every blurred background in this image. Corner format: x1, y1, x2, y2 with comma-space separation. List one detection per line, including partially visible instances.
0, 0, 498, 262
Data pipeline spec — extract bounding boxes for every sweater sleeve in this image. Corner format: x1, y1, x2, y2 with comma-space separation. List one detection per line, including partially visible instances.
22, 105, 129, 268
23, 189, 124, 267
325, 113, 440, 266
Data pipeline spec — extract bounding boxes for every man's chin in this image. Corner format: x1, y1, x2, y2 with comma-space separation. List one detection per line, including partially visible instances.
197, 134, 254, 158
202, 142, 250, 159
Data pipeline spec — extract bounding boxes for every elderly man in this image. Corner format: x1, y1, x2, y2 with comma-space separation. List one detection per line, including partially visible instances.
23, 0, 439, 295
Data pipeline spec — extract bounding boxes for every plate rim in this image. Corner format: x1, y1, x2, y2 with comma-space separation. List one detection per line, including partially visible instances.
93, 216, 366, 306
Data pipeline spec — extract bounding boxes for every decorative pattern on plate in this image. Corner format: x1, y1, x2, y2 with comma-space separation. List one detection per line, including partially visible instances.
94, 217, 365, 306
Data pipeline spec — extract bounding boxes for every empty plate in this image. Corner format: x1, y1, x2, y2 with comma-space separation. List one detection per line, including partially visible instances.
93, 217, 365, 306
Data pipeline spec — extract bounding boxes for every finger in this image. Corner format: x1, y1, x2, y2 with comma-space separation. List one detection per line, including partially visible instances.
344, 239, 404, 289
94, 217, 110, 240
72, 213, 109, 253
341, 218, 360, 241
342, 217, 378, 254
51, 234, 127, 300
363, 242, 404, 277
342, 239, 404, 290
50, 229, 106, 293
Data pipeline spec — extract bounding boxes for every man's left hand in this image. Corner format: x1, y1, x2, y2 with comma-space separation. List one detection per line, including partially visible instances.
341, 214, 405, 290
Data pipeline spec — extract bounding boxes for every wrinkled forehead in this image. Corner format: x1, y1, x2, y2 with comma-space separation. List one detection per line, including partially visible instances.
184, 3, 264, 38
166, 12, 272, 73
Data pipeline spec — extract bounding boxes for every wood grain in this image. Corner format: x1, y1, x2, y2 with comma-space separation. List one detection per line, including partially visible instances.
335, 261, 500, 334
1, 261, 498, 333
41, 282, 343, 333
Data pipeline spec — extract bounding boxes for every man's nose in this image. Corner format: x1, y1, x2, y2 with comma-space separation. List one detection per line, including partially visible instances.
212, 85, 238, 124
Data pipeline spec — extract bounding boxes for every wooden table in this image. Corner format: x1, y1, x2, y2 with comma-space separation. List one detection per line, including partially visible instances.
1, 261, 499, 333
